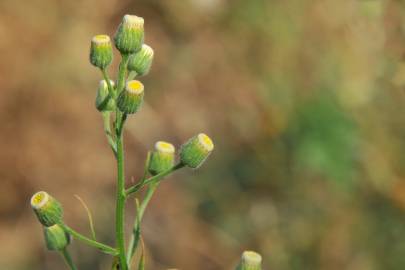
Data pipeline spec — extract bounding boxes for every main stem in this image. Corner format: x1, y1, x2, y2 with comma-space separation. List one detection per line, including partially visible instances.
116, 132, 128, 270
115, 53, 130, 270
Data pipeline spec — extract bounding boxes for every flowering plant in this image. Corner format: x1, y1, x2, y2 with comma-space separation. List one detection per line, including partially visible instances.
30, 14, 261, 270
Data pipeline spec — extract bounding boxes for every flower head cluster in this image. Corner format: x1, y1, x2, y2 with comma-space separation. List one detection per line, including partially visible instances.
30, 14, 223, 270
30, 191, 70, 251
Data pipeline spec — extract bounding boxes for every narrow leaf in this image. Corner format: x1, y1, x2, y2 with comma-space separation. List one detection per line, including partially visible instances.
74, 194, 97, 240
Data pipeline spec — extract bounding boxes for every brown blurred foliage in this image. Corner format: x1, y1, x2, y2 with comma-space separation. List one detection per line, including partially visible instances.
1, 0, 405, 269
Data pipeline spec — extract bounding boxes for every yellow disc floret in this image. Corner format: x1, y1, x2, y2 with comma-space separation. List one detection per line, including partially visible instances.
198, 133, 214, 152
31, 191, 49, 209
123, 14, 144, 29
155, 141, 175, 154
92, 35, 111, 45
126, 80, 144, 94
242, 251, 262, 264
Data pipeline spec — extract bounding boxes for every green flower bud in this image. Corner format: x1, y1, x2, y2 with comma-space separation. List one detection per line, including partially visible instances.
96, 79, 115, 112
114, 14, 144, 54
149, 141, 175, 175
128, 44, 154, 76
117, 80, 144, 114
90, 35, 113, 69
30, 191, 63, 227
180, 133, 214, 168
236, 251, 262, 270
43, 224, 70, 251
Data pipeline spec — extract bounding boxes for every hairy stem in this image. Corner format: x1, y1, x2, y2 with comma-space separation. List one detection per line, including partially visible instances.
125, 163, 185, 196
127, 71, 138, 81
61, 248, 78, 270
115, 132, 128, 270
102, 112, 117, 156
127, 183, 158, 263
60, 224, 118, 256
96, 68, 115, 110
116, 54, 130, 95
127, 153, 151, 263
113, 53, 130, 270
101, 69, 115, 96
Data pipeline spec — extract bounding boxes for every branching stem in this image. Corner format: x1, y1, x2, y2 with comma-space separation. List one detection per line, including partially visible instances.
125, 163, 185, 196
60, 224, 118, 256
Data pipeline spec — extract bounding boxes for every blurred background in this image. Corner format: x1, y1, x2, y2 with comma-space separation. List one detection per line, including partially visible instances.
1, 0, 405, 269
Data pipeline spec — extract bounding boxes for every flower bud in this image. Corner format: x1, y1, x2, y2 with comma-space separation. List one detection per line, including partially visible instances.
236, 251, 262, 270
96, 79, 116, 112
180, 133, 214, 168
90, 35, 113, 69
149, 141, 175, 175
128, 44, 154, 76
117, 80, 144, 114
30, 191, 63, 227
114, 14, 144, 54
43, 224, 70, 251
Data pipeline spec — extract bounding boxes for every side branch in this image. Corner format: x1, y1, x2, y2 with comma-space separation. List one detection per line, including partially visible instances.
125, 163, 185, 196
60, 224, 118, 256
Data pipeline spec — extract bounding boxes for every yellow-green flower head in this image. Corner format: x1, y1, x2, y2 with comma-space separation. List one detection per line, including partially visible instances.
30, 191, 63, 227
90, 35, 113, 69
96, 79, 116, 112
149, 141, 175, 175
117, 80, 144, 114
128, 44, 154, 76
180, 133, 214, 168
114, 14, 144, 54
43, 224, 70, 251
237, 251, 262, 270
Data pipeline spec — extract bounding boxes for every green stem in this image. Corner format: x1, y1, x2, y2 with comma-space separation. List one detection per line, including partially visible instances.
138, 184, 157, 224
113, 53, 130, 270
101, 69, 115, 96
115, 133, 128, 270
60, 224, 118, 256
126, 152, 151, 263
127, 183, 158, 263
102, 112, 117, 156
60, 248, 78, 270
116, 54, 130, 95
127, 199, 141, 265
127, 71, 138, 81
96, 69, 115, 111
125, 163, 185, 196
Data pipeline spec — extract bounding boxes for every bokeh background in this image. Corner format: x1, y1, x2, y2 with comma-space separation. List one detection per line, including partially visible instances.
1, 0, 405, 269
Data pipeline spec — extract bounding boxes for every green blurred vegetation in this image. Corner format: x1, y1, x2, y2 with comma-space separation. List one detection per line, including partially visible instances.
0, 0, 405, 269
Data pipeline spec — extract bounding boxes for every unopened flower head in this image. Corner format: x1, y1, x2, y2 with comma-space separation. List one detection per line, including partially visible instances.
237, 251, 262, 270
117, 80, 144, 114
114, 14, 144, 54
96, 79, 116, 112
43, 224, 70, 251
149, 141, 175, 175
180, 133, 214, 168
31, 191, 63, 227
128, 44, 154, 76
90, 35, 113, 69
